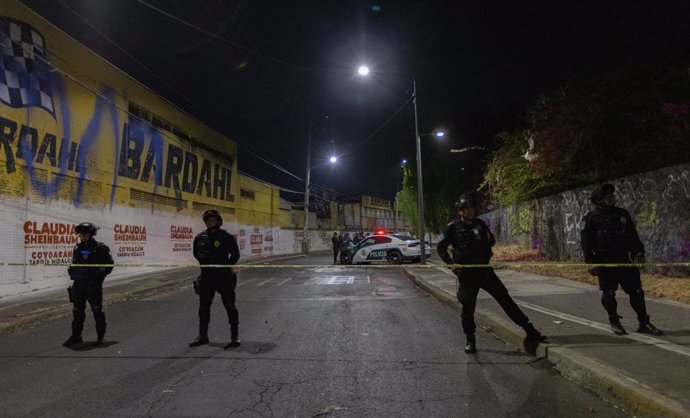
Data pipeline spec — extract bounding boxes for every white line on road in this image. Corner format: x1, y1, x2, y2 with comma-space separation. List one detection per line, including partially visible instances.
428, 265, 690, 358
256, 278, 276, 286
237, 278, 259, 287
515, 299, 690, 358
276, 278, 292, 286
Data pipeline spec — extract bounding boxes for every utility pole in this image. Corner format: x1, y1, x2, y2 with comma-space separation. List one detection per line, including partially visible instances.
302, 122, 312, 255
413, 79, 427, 264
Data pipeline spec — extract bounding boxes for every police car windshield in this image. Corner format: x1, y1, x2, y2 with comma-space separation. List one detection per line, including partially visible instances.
392, 235, 416, 241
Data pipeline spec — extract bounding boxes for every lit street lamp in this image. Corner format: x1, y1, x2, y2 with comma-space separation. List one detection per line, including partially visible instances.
357, 65, 443, 264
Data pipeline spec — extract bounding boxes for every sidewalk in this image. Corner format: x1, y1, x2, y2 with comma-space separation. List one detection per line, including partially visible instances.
403, 262, 690, 418
0, 252, 321, 332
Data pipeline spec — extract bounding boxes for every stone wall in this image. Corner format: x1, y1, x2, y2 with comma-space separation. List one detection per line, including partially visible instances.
481, 163, 690, 275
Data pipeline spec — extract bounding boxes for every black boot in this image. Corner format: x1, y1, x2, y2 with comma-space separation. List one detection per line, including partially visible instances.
464, 335, 477, 354
225, 324, 241, 349
523, 322, 547, 342
96, 334, 105, 345
637, 322, 663, 336
63, 335, 83, 347
609, 316, 627, 335
189, 335, 209, 347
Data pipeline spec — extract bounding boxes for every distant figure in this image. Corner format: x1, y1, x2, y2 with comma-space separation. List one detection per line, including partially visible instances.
437, 196, 546, 354
63, 222, 113, 347
190, 210, 242, 349
581, 184, 662, 336
343, 232, 352, 245
331, 232, 341, 264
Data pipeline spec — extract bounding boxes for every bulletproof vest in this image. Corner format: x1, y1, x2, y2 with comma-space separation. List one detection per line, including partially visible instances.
69, 241, 108, 281
452, 220, 493, 264
591, 208, 634, 262
197, 230, 233, 265
196, 229, 236, 279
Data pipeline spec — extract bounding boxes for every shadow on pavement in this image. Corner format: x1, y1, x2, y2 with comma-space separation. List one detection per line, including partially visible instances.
69, 340, 120, 351
660, 329, 690, 337
208, 341, 279, 354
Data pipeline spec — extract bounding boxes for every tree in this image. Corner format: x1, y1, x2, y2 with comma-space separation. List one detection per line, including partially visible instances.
483, 62, 690, 207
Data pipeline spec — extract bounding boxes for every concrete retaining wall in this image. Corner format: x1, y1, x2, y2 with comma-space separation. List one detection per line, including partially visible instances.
481, 163, 690, 274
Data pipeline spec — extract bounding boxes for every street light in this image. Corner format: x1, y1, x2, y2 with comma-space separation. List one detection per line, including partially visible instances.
357, 66, 437, 264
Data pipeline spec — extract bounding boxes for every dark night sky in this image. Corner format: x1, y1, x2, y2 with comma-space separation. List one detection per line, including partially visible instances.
19, 0, 690, 200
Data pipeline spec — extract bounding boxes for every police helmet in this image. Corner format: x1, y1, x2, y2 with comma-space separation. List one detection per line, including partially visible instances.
590, 184, 615, 203
202, 209, 223, 226
454, 196, 475, 209
75, 222, 98, 235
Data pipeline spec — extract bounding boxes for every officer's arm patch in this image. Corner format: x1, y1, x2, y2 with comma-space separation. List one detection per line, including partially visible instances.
579, 220, 587, 231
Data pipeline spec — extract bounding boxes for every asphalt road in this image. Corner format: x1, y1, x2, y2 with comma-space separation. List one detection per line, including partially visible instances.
0, 254, 629, 417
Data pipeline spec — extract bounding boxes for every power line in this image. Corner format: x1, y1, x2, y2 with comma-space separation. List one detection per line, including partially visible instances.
41, 1, 308, 189
135, 0, 314, 72
54, 0, 202, 114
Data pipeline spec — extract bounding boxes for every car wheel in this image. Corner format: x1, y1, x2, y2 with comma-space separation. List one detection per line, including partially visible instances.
340, 251, 353, 265
387, 250, 403, 264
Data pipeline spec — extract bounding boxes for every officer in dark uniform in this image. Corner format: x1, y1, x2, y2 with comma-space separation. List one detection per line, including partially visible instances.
331, 232, 341, 264
63, 222, 114, 347
437, 196, 546, 353
190, 210, 242, 349
580, 184, 662, 336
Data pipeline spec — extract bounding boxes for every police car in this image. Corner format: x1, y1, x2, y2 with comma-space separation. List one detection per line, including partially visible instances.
339, 232, 431, 265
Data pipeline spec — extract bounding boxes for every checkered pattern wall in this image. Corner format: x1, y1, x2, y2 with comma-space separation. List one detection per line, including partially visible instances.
0, 16, 55, 117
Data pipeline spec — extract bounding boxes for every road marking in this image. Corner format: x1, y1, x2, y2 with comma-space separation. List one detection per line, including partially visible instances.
256, 278, 276, 286
237, 278, 259, 287
276, 278, 292, 286
515, 299, 690, 358
312, 276, 355, 285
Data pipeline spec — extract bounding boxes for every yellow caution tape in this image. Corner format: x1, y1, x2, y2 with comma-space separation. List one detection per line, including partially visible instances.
0, 262, 688, 268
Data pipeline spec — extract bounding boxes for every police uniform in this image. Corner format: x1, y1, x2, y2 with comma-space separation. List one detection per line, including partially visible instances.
580, 184, 662, 335
437, 196, 545, 353
64, 223, 113, 346
332, 233, 340, 264
190, 210, 241, 348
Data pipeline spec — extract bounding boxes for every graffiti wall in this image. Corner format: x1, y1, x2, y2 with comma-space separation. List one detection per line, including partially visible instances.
482, 163, 690, 275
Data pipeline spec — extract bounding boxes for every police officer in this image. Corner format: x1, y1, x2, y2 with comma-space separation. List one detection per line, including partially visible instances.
331, 232, 340, 264
437, 196, 546, 353
63, 222, 114, 347
580, 184, 662, 336
190, 210, 242, 348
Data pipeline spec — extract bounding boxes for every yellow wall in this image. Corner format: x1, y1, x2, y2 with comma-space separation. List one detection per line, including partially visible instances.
0, 1, 241, 217
236, 175, 281, 227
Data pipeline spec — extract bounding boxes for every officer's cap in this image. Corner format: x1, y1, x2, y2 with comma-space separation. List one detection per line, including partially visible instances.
454, 196, 475, 209
590, 184, 615, 203
75, 222, 98, 235
202, 209, 223, 226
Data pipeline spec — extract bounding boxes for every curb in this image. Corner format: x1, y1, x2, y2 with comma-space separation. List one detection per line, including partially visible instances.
402, 267, 690, 418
